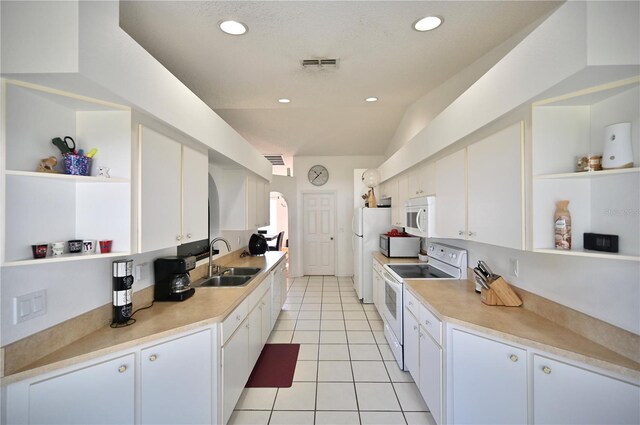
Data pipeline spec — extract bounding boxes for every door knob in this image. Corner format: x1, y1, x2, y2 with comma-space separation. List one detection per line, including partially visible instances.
330, 237, 334, 240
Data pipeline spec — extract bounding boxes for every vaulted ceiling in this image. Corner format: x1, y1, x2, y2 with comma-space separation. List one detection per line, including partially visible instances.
120, 1, 561, 163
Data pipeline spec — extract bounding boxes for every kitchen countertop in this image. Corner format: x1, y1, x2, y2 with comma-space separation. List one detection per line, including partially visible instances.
373, 252, 640, 380
2, 251, 286, 385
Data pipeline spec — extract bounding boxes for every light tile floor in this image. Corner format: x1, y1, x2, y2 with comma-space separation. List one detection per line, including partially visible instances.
229, 276, 437, 425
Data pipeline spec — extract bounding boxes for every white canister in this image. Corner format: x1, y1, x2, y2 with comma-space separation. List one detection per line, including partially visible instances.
602, 122, 633, 169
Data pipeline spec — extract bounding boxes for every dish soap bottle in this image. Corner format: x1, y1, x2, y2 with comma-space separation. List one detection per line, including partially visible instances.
554, 200, 572, 250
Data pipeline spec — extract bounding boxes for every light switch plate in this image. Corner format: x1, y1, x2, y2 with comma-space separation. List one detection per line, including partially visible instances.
14, 290, 47, 324
509, 258, 519, 277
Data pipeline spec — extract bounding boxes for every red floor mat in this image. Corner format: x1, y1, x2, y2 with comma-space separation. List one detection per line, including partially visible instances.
245, 343, 300, 388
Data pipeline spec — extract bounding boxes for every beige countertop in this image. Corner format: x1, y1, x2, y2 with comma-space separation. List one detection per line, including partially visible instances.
2, 251, 286, 385
373, 252, 640, 380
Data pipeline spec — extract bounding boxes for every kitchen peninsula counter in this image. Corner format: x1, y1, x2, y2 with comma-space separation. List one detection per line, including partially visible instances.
2, 251, 286, 385
373, 252, 640, 379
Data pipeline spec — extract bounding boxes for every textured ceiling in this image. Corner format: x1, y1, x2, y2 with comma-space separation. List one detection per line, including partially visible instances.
120, 1, 560, 160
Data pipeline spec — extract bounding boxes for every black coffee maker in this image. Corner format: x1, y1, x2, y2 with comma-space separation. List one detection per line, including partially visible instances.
154, 256, 196, 301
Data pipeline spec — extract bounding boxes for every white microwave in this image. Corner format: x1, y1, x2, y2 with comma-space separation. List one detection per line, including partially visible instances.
405, 196, 435, 237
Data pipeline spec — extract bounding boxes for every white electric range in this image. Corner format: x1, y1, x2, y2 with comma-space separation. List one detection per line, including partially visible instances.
380, 242, 468, 370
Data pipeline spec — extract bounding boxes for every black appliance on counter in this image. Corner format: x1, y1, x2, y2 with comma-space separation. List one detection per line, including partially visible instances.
154, 256, 196, 301
248, 233, 268, 255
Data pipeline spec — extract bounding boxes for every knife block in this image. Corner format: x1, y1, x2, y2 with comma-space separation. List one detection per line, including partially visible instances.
480, 277, 522, 307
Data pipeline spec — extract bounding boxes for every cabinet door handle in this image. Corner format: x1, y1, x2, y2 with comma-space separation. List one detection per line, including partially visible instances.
118, 365, 127, 373
458, 230, 464, 236
236, 315, 243, 321
468, 231, 476, 237
408, 301, 413, 306
424, 319, 430, 326
176, 235, 182, 241
542, 366, 551, 374
418, 332, 424, 338
510, 354, 518, 362
413, 325, 418, 331
149, 354, 158, 362
187, 233, 192, 239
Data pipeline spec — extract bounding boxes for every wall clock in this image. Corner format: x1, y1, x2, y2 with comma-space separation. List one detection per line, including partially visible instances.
308, 165, 329, 186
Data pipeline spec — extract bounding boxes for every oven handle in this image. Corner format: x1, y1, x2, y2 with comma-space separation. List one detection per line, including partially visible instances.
382, 270, 402, 289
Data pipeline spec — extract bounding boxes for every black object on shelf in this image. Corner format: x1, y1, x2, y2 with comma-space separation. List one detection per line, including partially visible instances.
584, 233, 619, 253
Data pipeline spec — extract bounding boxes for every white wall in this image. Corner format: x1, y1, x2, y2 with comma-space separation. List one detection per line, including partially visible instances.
0, 248, 175, 346
293, 156, 384, 277
270, 176, 299, 276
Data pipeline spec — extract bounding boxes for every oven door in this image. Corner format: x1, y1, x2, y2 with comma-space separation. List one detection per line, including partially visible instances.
381, 269, 403, 345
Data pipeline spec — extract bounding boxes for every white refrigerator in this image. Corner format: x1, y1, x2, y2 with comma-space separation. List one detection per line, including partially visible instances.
352, 207, 391, 302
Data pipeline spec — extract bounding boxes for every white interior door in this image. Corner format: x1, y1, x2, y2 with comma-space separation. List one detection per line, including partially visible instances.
303, 193, 335, 275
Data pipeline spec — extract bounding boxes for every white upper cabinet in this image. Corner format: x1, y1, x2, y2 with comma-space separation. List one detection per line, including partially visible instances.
219, 169, 270, 231
435, 122, 524, 250
409, 162, 436, 198
181, 145, 209, 244
1, 80, 132, 266
435, 149, 466, 239
532, 79, 640, 260
467, 122, 524, 249
138, 125, 208, 253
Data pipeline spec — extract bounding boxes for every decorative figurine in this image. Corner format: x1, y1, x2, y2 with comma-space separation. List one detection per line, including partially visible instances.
37, 156, 59, 173
97, 166, 111, 178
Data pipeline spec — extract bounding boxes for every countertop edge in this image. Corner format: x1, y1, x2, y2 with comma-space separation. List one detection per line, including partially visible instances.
1, 253, 286, 386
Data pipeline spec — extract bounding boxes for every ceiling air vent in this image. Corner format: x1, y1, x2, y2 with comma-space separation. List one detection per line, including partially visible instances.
264, 155, 285, 166
302, 58, 339, 68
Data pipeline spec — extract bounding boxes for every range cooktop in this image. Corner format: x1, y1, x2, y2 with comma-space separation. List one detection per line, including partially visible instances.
387, 264, 454, 279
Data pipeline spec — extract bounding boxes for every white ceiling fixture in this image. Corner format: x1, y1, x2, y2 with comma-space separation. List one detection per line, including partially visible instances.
219, 20, 248, 35
413, 16, 443, 32
365, 97, 379, 103
278, 98, 291, 104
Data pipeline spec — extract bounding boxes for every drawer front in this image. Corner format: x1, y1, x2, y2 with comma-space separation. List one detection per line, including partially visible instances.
404, 288, 420, 318
419, 303, 442, 345
373, 259, 384, 275
222, 299, 248, 345
248, 276, 270, 308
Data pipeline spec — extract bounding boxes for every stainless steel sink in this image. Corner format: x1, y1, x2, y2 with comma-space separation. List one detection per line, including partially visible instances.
194, 275, 253, 287
220, 267, 261, 276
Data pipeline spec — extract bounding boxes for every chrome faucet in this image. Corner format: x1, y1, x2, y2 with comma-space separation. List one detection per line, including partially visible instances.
209, 237, 232, 278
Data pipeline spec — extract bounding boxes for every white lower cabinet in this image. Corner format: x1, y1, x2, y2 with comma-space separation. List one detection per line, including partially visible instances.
270, 260, 287, 327
221, 319, 250, 425
221, 279, 277, 424
140, 330, 212, 425
403, 307, 420, 380
532, 355, 640, 425
4, 328, 214, 425
403, 288, 443, 425
450, 328, 527, 425
23, 354, 135, 425
419, 329, 442, 425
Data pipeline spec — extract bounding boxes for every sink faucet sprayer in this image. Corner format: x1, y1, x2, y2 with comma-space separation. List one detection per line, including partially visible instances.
209, 237, 232, 278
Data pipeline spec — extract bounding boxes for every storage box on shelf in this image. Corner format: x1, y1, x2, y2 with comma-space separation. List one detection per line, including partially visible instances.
532, 77, 640, 261
1, 80, 132, 266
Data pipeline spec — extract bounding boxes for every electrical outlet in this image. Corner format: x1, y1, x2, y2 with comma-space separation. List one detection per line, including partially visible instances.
135, 262, 150, 281
509, 258, 519, 277
14, 290, 47, 324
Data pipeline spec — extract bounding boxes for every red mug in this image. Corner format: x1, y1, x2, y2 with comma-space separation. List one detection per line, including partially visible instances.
99, 240, 113, 254
32, 244, 48, 259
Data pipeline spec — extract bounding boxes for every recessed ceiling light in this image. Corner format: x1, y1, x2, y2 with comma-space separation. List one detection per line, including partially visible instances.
219, 20, 248, 35
278, 98, 291, 104
365, 97, 378, 102
413, 16, 443, 32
